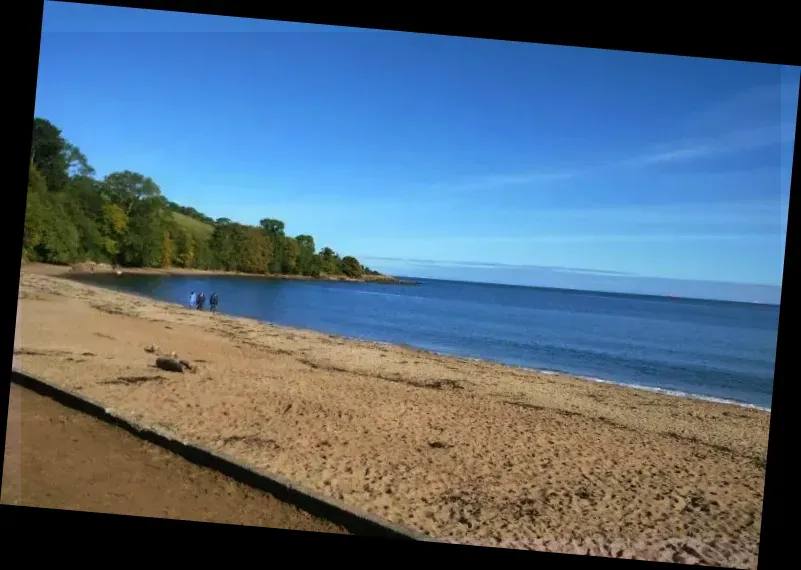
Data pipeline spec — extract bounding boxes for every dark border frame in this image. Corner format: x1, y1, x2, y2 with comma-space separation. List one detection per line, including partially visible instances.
3, 2, 797, 568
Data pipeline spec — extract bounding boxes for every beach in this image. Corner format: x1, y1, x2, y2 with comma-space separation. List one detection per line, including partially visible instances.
13, 264, 770, 568
2, 382, 348, 534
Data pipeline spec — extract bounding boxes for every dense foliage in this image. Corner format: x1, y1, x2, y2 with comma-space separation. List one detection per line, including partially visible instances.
23, 118, 382, 279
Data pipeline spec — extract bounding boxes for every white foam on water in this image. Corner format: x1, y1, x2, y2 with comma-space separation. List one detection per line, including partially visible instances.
515, 366, 771, 412
573, 374, 771, 412
329, 338, 771, 412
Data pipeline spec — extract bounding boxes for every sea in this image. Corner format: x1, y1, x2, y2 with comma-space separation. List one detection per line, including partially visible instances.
70, 273, 779, 411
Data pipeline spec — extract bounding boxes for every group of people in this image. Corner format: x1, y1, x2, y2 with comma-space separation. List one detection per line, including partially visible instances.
188, 290, 219, 313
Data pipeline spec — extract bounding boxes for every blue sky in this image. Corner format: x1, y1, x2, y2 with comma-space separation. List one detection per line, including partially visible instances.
35, 2, 798, 303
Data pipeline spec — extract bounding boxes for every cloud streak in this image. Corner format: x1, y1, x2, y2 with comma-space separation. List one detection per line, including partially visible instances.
623, 122, 796, 168
410, 120, 790, 193
406, 170, 577, 194
414, 82, 796, 193
360, 256, 640, 275
376, 233, 782, 246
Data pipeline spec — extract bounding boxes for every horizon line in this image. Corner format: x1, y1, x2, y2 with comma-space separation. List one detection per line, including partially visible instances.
361, 256, 783, 290
384, 274, 782, 307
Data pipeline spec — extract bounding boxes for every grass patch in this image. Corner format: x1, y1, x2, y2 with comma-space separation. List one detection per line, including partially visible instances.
172, 212, 214, 242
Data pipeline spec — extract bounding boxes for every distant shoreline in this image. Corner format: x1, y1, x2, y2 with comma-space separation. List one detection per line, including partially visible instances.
30, 261, 418, 285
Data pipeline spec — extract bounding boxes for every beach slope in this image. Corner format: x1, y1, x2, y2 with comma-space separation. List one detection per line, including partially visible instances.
12, 265, 769, 568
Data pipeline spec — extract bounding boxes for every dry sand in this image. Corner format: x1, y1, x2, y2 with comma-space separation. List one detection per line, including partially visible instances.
13, 264, 770, 568
2, 382, 347, 535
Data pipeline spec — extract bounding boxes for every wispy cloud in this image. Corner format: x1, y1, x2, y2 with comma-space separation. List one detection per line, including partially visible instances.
623, 122, 795, 168
409, 121, 790, 193
682, 81, 799, 134
359, 256, 640, 275
405, 170, 577, 194
378, 233, 782, 246
624, 81, 797, 168
414, 82, 796, 192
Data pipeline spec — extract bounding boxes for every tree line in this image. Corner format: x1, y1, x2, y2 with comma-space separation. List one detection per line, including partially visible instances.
24, 118, 380, 279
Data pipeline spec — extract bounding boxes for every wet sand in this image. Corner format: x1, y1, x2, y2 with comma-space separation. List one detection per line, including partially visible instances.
1, 382, 347, 534
12, 264, 770, 568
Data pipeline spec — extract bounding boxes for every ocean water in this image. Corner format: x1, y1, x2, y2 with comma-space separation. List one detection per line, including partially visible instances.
70, 273, 779, 410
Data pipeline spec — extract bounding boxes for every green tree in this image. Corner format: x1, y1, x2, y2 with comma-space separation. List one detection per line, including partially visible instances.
318, 247, 341, 274
65, 144, 95, 178
102, 170, 161, 214
31, 118, 71, 192
120, 197, 169, 267
241, 228, 272, 274
209, 223, 236, 271
161, 230, 175, 268
25, 116, 387, 282
295, 234, 317, 275
280, 237, 301, 274
296, 234, 315, 253
174, 228, 196, 268
341, 256, 364, 278
259, 218, 285, 238
99, 203, 128, 261
23, 162, 49, 258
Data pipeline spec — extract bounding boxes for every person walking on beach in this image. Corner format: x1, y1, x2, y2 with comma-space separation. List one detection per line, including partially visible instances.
188, 291, 196, 309
197, 292, 206, 310
209, 292, 219, 314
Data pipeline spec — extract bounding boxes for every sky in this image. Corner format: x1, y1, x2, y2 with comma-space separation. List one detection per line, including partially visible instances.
34, 2, 798, 303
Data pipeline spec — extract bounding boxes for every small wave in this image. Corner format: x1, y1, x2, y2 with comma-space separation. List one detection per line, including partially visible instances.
574, 374, 771, 412
514, 366, 770, 411
380, 344, 771, 410
351, 290, 426, 302
351, 290, 403, 298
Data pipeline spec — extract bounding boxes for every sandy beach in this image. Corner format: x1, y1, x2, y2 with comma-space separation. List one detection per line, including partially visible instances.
12, 263, 770, 568
2, 382, 348, 534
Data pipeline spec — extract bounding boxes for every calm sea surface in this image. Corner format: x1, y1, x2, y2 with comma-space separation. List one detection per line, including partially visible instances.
71, 274, 779, 410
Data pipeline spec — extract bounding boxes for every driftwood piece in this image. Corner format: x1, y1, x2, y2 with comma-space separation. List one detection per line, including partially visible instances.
155, 357, 184, 373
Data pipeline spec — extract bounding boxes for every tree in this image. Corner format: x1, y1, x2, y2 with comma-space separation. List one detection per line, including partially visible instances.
259, 218, 285, 238
120, 197, 170, 267
318, 247, 341, 274
24, 116, 387, 281
209, 223, 236, 271
280, 237, 301, 274
296, 234, 315, 253
23, 162, 49, 258
61, 192, 105, 261
98, 203, 128, 261
65, 144, 95, 178
174, 228, 195, 268
341, 256, 364, 278
31, 118, 71, 192
102, 170, 161, 214
241, 228, 272, 274
161, 230, 175, 268
295, 234, 317, 274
